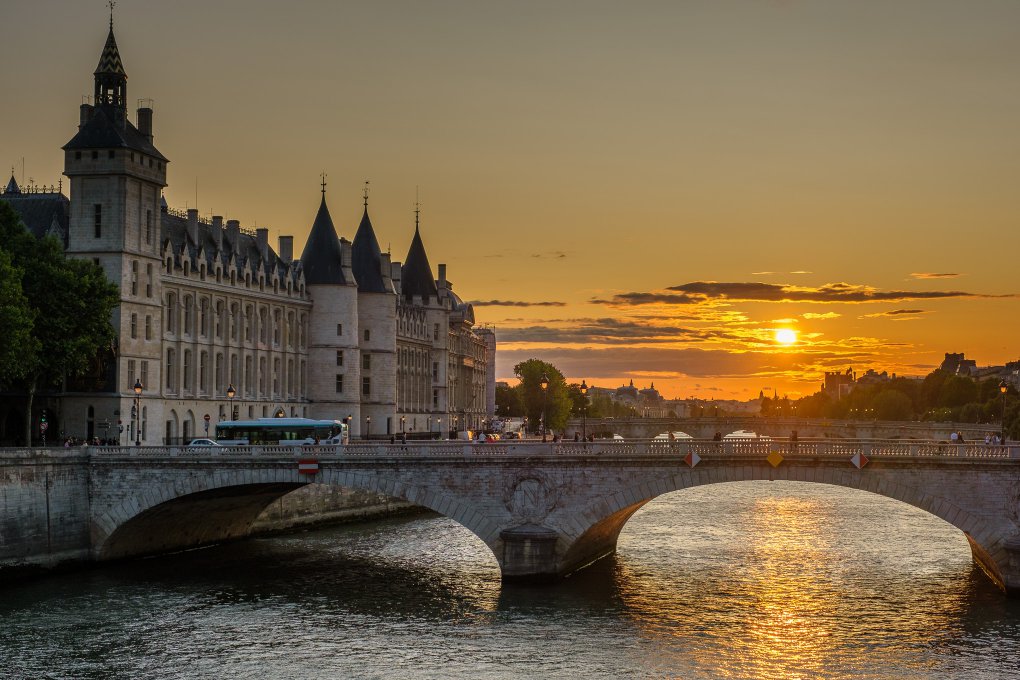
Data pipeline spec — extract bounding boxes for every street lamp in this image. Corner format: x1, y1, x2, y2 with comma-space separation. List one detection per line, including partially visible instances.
580, 379, 588, 442
540, 372, 549, 442
1000, 381, 1009, 443
437, 417, 442, 440
365, 415, 371, 439
226, 384, 236, 420
133, 379, 143, 446
400, 415, 406, 441
427, 415, 432, 437
274, 407, 286, 418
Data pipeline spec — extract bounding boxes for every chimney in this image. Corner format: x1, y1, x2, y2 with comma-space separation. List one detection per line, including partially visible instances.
211, 216, 223, 252
340, 238, 354, 282
79, 104, 94, 128
380, 252, 393, 290
256, 228, 269, 260
226, 219, 240, 249
438, 263, 447, 289
186, 208, 199, 245
278, 235, 293, 263
137, 107, 153, 142
391, 261, 402, 296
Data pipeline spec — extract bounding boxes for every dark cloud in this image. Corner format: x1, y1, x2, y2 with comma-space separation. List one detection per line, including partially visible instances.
495, 346, 878, 383
597, 281, 1009, 306
469, 300, 567, 307
860, 309, 931, 319
497, 318, 740, 345
910, 272, 960, 279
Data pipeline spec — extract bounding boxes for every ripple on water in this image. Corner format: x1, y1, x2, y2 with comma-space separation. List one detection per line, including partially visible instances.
2, 481, 1020, 680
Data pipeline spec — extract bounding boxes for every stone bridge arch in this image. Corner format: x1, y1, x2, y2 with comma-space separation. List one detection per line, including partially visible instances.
560, 464, 1019, 592
93, 465, 506, 567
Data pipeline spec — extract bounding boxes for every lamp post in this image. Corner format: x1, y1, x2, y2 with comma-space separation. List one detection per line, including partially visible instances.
427, 415, 432, 438
133, 379, 143, 446
580, 379, 588, 442
437, 417, 442, 440
1001, 381, 1009, 443
365, 415, 371, 440
540, 372, 549, 442
400, 415, 406, 442
226, 384, 236, 421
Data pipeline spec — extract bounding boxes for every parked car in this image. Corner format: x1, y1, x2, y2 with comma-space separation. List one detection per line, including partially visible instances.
187, 438, 222, 447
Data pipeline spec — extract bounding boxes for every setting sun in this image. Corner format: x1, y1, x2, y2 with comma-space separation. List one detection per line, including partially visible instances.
774, 328, 798, 345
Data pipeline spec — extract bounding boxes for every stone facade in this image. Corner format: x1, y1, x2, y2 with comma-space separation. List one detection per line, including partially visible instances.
0, 21, 494, 445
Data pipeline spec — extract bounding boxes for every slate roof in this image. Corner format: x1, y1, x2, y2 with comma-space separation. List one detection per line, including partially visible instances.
95, 27, 126, 76
63, 107, 167, 161
162, 207, 300, 286
298, 196, 346, 285
0, 191, 70, 247
351, 207, 388, 293
401, 224, 438, 301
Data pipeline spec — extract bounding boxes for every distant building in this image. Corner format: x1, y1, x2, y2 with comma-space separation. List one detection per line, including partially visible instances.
823, 368, 856, 399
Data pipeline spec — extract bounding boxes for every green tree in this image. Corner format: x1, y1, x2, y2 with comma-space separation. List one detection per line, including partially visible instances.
939, 375, 978, 409
0, 202, 120, 444
871, 389, 913, 421
495, 382, 524, 418
513, 358, 572, 434
0, 249, 36, 384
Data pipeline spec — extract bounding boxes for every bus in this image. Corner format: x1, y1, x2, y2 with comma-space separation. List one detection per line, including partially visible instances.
214, 418, 348, 446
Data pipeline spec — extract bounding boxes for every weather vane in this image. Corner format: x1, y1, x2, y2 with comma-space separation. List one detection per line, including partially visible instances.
414, 185, 421, 226
363, 179, 370, 208
320, 172, 327, 195
108, 1, 116, 29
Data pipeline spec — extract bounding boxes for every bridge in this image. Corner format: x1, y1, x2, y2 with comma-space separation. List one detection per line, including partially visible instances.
569, 416, 1003, 441
4, 439, 1020, 595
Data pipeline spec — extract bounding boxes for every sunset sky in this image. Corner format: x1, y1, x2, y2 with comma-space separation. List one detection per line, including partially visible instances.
2, 1, 1018, 400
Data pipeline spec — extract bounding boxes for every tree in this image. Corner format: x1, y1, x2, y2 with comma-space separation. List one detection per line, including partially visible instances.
871, 389, 913, 421
513, 358, 572, 434
0, 202, 120, 444
0, 249, 36, 384
495, 382, 524, 418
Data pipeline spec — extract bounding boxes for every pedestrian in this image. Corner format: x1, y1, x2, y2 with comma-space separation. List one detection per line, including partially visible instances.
985, 434, 992, 445
950, 431, 959, 443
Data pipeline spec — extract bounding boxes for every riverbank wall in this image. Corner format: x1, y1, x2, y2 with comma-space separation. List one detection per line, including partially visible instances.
0, 449, 416, 583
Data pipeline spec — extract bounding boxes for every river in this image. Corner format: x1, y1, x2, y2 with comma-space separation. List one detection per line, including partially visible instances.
2, 481, 1019, 679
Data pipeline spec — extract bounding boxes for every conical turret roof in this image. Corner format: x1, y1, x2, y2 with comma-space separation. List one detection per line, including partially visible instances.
401, 224, 438, 300
4, 174, 20, 194
95, 27, 126, 77
299, 195, 347, 285
351, 207, 388, 293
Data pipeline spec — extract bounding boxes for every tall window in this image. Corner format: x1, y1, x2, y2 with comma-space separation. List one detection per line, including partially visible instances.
200, 299, 208, 336
362, 376, 371, 396
273, 358, 280, 394
434, 323, 440, 341
145, 209, 152, 244
145, 264, 153, 297
131, 261, 138, 295
165, 293, 177, 333
166, 349, 175, 390
273, 310, 281, 346
337, 323, 343, 336
140, 361, 148, 390
145, 315, 152, 340
336, 350, 343, 367
362, 354, 371, 370
183, 350, 192, 390
244, 356, 253, 396
199, 352, 208, 392
184, 297, 193, 335
432, 361, 438, 382
130, 313, 137, 339
364, 329, 370, 342
127, 360, 136, 389
94, 204, 102, 238
335, 375, 343, 393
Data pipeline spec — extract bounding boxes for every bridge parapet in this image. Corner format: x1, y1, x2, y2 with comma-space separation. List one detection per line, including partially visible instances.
78, 439, 1020, 461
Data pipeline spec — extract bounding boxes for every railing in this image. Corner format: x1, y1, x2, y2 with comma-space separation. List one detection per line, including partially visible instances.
76, 438, 1020, 461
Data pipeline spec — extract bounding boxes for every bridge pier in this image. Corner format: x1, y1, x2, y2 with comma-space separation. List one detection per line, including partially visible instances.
499, 524, 560, 582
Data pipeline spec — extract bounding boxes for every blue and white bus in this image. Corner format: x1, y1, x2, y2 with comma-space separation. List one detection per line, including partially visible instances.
214, 418, 348, 446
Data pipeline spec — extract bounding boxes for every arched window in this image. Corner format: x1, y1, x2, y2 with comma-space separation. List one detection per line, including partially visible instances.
183, 350, 192, 391
166, 349, 176, 391
183, 296, 193, 335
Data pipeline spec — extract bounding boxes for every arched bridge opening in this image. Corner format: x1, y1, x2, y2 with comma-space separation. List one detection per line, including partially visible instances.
98, 483, 308, 560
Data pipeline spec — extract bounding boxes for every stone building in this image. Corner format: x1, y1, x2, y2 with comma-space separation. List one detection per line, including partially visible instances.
0, 20, 493, 445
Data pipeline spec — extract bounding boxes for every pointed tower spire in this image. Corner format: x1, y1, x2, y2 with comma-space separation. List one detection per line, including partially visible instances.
351, 182, 388, 293
299, 186, 347, 285
94, 4, 127, 116
4, 169, 20, 195
401, 197, 438, 302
